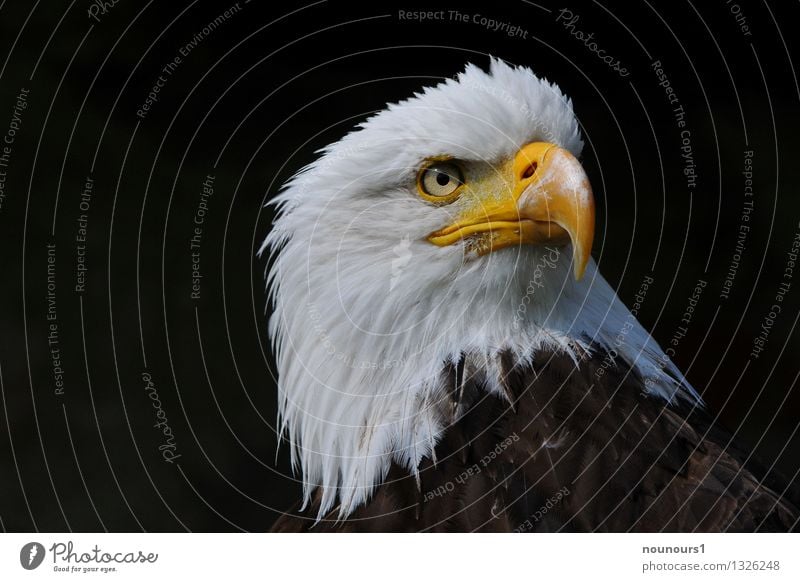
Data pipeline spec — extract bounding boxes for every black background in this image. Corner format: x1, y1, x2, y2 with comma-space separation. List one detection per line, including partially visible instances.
0, 0, 798, 531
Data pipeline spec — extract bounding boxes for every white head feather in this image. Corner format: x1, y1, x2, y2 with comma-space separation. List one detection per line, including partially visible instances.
262, 58, 700, 519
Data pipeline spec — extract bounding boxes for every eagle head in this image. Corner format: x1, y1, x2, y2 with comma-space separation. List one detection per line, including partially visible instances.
262, 58, 695, 518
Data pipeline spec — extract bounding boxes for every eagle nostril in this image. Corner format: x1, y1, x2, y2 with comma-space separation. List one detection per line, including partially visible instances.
521, 161, 537, 180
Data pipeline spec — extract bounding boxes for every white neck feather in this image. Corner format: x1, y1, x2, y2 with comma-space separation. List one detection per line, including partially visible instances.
266, 240, 699, 518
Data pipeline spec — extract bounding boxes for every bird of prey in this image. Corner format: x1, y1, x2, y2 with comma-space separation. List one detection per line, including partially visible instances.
262, 58, 798, 532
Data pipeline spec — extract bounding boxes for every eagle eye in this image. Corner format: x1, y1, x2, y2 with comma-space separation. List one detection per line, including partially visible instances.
417, 161, 465, 203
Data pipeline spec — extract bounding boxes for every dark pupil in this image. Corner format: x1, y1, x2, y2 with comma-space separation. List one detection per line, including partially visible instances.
435, 171, 450, 186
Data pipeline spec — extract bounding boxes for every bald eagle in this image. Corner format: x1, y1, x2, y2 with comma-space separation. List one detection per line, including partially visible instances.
263, 59, 798, 532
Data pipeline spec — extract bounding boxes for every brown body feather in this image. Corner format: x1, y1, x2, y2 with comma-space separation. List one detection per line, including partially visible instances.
271, 348, 799, 532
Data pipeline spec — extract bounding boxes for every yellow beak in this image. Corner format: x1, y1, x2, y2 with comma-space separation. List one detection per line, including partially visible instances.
427, 142, 595, 280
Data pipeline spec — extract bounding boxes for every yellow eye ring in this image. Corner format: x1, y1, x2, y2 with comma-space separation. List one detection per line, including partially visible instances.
416, 159, 465, 204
